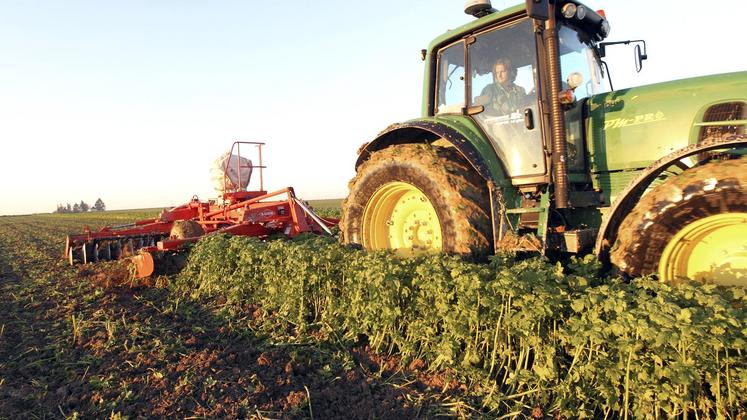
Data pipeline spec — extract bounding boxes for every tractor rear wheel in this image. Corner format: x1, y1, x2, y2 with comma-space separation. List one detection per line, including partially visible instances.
340, 143, 492, 258
610, 157, 747, 286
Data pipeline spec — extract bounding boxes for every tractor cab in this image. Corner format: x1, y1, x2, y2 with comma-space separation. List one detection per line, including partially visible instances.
432, 0, 608, 186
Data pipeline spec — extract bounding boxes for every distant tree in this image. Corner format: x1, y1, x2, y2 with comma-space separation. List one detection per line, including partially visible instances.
55, 204, 65, 213
66, 203, 72, 213
93, 198, 106, 212
73, 203, 80, 212
79, 200, 90, 212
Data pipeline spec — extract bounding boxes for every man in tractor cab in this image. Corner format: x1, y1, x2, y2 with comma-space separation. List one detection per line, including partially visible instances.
479, 57, 527, 115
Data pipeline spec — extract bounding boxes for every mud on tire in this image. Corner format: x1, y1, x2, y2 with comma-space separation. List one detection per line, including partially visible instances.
340, 143, 492, 258
610, 156, 747, 279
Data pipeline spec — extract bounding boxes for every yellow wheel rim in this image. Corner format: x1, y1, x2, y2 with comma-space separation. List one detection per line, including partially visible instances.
362, 182, 443, 257
659, 213, 747, 286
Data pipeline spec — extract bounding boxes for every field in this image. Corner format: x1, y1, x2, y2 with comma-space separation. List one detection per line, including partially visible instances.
0, 207, 479, 418
0, 207, 745, 418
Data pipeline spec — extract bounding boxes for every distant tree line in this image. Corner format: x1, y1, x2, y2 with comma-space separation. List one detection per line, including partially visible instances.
55, 198, 106, 213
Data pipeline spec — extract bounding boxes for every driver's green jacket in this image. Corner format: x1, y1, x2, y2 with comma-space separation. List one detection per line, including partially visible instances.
480, 82, 527, 115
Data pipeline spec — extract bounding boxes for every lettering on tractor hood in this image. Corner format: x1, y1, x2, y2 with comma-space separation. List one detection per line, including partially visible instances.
604, 111, 666, 130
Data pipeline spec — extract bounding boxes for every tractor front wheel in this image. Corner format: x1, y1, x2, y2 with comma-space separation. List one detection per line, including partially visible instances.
340, 143, 492, 258
610, 157, 747, 286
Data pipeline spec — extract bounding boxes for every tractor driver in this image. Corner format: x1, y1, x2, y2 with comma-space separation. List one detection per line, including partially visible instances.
479, 57, 527, 115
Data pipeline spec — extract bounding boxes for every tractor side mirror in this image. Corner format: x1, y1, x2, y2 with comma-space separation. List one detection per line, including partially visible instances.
599, 39, 648, 73
634, 44, 648, 72
525, 0, 549, 20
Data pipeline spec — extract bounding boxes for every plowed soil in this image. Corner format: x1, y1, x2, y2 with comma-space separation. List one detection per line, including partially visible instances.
0, 214, 473, 418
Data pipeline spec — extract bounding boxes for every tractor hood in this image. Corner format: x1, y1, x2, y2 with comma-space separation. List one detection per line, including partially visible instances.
585, 71, 747, 172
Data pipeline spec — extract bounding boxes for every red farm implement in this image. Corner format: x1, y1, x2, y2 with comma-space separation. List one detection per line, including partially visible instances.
64, 142, 338, 278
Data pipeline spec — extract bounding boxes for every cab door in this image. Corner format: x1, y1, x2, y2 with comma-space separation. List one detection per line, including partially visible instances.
469, 18, 545, 182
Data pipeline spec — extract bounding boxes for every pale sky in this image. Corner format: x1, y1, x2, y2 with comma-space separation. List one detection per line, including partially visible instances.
1, 0, 745, 215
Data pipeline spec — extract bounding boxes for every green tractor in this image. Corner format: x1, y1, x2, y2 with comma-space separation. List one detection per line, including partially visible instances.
341, 0, 747, 285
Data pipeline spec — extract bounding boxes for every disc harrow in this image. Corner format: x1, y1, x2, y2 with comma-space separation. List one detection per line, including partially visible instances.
64, 141, 338, 278
66, 232, 170, 265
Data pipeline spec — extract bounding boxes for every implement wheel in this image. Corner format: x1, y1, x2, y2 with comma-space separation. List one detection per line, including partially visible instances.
610, 157, 747, 285
340, 143, 491, 258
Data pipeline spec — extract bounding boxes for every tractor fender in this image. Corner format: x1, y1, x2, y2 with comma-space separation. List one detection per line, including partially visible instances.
355, 119, 495, 184
355, 118, 521, 252
595, 134, 747, 255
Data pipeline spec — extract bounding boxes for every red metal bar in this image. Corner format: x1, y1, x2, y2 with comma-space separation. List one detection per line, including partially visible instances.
286, 189, 309, 236
218, 223, 270, 237
258, 143, 264, 191
201, 187, 295, 219
237, 142, 242, 191
67, 222, 173, 243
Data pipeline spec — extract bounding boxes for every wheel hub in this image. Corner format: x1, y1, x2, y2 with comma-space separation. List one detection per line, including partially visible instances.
362, 182, 442, 256
659, 213, 747, 286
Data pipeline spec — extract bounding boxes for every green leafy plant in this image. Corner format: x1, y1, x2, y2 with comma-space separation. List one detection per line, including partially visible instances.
173, 234, 747, 417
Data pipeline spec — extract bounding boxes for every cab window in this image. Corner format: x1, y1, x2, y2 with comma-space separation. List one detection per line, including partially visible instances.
435, 41, 465, 115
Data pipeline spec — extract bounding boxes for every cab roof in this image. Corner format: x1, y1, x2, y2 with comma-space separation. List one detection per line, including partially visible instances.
426, 3, 526, 52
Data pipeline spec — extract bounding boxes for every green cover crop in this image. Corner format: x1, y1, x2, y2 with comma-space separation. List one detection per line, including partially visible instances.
174, 234, 747, 418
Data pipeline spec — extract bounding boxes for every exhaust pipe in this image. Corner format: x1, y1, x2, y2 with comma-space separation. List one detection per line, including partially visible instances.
544, 2, 570, 209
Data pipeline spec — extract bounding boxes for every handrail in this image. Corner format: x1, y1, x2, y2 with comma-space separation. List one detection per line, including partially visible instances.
223, 141, 267, 193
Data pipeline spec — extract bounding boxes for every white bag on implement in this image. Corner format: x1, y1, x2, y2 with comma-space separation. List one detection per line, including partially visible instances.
210, 152, 252, 193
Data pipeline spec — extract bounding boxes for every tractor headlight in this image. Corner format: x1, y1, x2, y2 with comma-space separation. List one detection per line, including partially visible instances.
575, 5, 587, 20
561, 3, 577, 19
559, 2, 610, 42
600, 20, 611, 37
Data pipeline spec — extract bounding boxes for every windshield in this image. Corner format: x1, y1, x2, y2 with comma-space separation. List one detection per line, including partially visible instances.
558, 25, 607, 98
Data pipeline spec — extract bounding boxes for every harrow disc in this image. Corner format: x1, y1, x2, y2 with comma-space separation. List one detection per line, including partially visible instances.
95, 241, 111, 261
81, 242, 95, 264
68, 245, 83, 265
130, 251, 155, 279
129, 250, 189, 279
